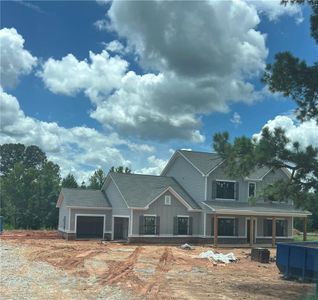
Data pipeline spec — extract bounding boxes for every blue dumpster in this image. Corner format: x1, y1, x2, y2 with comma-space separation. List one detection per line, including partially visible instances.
276, 242, 318, 293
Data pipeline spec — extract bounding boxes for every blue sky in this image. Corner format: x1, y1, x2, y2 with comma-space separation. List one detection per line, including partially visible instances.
1, 0, 317, 183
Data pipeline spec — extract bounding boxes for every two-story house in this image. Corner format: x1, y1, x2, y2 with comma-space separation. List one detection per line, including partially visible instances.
56, 150, 310, 246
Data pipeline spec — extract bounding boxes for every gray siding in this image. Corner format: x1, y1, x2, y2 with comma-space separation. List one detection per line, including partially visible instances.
132, 191, 202, 235
58, 200, 69, 232
256, 169, 290, 203
69, 208, 112, 232
207, 164, 246, 202
104, 180, 130, 216
165, 156, 205, 202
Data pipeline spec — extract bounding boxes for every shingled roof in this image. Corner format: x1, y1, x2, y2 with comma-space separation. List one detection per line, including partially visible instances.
57, 188, 111, 208
109, 172, 201, 210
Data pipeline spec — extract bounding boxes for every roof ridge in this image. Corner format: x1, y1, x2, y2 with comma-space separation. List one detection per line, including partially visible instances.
178, 149, 219, 155
111, 172, 171, 178
62, 187, 101, 191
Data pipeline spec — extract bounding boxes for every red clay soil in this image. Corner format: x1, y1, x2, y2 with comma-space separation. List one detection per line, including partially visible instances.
2, 230, 316, 299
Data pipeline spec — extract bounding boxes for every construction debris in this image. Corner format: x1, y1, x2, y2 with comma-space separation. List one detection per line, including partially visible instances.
198, 250, 237, 264
180, 243, 194, 250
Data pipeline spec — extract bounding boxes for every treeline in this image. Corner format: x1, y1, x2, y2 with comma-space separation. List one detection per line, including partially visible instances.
0, 143, 131, 229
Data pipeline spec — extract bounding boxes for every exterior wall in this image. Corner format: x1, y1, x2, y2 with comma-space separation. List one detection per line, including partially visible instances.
69, 208, 112, 233
104, 180, 130, 216
257, 216, 293, 237
131, 191, 202, 236
256, 169, 290, 203
165, 156, 205, 202
207, 164, 246, 202
58, 200, 69, 232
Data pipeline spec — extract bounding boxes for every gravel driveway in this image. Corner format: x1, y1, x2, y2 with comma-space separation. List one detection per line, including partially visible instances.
0, 241, 133, 300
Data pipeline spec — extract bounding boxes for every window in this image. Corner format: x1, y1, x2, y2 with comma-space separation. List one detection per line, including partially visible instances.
248, 182, 256, 198
178, 217, 189, 235
218, 218, 235, 236
216, 181, 236, 200
165, 195, 171, 205
144, 216, 156, 235
264, 219, 287, 237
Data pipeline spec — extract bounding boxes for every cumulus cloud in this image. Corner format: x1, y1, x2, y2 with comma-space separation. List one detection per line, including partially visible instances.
0, 88, 156, 181
253, 115, 318, 149
0, 27, 37, 88
38, 50, 128, 103
247, 0, 303, 22
136, 155, 168, 175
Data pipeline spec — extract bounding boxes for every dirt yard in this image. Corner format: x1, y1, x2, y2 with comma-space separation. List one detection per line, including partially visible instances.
0, 231, 316, 299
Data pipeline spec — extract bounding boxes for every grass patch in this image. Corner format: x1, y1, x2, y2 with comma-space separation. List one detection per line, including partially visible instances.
293, 234, 318, 242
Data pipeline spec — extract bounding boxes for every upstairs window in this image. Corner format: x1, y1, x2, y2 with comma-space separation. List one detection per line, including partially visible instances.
248, 182, 256, 198
216, 181, 236, 200
165, 195, 171, 205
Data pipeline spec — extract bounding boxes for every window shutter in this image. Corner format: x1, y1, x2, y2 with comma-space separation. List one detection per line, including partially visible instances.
263, 219, 267, 236
173, 216, 178, 235
235, 218, 239, 236
212, 180, 216, 199
189, 217, 193, 235
284, 220, 288, 236
235, 182, 239, 200
139, 215, 144, 235
156, 216, 160, 235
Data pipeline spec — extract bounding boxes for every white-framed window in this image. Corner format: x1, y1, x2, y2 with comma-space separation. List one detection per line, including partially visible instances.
216, 181, 236, 200
165, 195, 171, 205
248, 182, 256, 198
144, 216, 157, 235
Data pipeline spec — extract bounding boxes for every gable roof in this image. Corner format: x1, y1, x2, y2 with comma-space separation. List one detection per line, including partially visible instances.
56, 188, 111, 208
109, 172, 201, 210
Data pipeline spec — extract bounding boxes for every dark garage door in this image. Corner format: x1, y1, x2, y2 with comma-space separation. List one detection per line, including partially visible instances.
76, 216, 104, 239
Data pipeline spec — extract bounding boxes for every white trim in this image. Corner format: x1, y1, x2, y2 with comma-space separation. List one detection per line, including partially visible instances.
146, 187, 201, 212
201, 202, 215, 212
74, 214, 106, 238
215, 198, 236, 201
177, 150, 205, 176
211, 209, 310, 217
109, 174, 130, 208
177, 215, 190, 218
218, 236, 246, 238
130, 209, 133, 236
144, 214, 157, 217
67, 206, 112, 210
68, 208, 71, 231
256, 236, 293, 239
204, 175, 208, 201
248, 182, 256, 198
206, 160, 226, 176
164, 195, 171, 205
112, 215, 130, 240
203, 212, 206, 236
128, 234, 205, 238
216, 179, 237, 183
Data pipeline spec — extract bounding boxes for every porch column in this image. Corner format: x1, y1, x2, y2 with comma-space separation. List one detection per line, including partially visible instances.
303, 217, 307, 241
249, 216, 253, 247
272, 217, 276, 247
214, 214, 218, 247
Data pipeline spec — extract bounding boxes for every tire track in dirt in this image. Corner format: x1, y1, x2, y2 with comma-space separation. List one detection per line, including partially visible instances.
100, 246, 144, 287
141, 247, 175, 299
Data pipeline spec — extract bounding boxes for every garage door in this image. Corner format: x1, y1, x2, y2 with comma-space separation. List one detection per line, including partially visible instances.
76, 216, 104, 239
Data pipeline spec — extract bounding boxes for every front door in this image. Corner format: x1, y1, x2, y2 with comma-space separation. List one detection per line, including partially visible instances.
114, 217, 129, 240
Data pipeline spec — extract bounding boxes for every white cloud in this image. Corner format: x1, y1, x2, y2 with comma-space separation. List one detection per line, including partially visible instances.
0, 88, 158, 182
247, 0, 303, 22
230, 112, 242, 126
254, 115, 318, 149
135, 155, 168, 175
0, 27, 37, 88
94, 19, 109, 31
104, 40, 125, 54
38, 50, 128, 103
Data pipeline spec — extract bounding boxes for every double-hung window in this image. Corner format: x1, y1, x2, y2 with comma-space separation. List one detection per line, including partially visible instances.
177, 217, 189, 235
144, 216, 157, 235
216, 181, 236, 200
248, 182, 256, 198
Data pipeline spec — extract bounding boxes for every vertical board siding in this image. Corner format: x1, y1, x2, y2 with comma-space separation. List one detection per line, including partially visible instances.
132, 191, 202, 235
58, 200, 69, 231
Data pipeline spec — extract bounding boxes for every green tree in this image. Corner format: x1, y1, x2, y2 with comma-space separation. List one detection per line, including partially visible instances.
109, 166, 132, 174
88, 169, 106, 189
263, 1, 318, 122
80, 181, 87, 189
61, 173, 78, 188
0, 144, 61, 229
